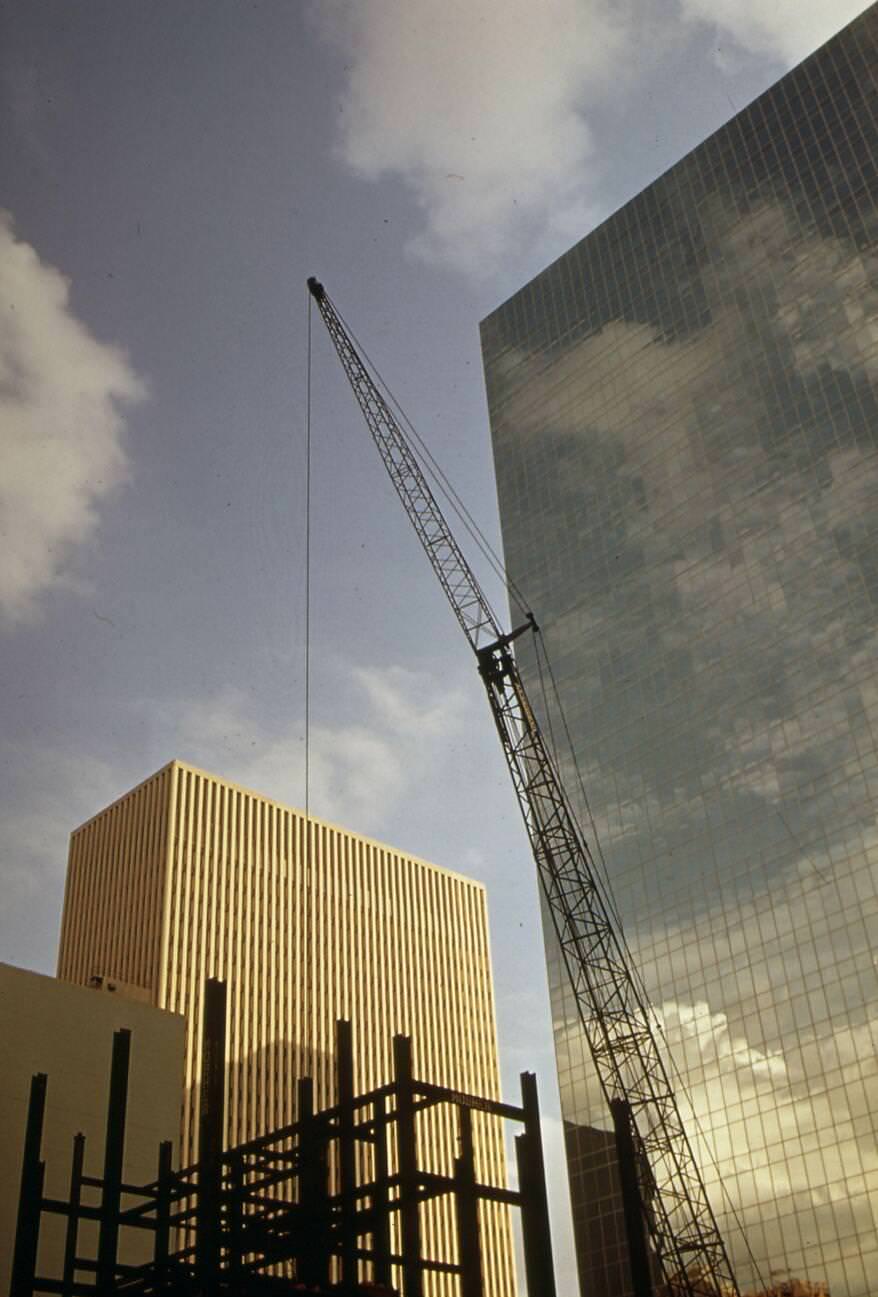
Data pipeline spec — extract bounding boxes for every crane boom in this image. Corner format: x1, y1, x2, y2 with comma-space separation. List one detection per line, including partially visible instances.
307, 277, 739, 1297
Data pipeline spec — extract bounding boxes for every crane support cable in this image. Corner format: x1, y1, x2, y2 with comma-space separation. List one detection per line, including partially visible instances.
328, 297, 531, 623
304, 289, 313, 824
307, 276, 740, 1297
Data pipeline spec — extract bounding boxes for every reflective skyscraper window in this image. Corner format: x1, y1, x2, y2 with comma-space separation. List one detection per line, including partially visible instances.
481, 8, 878, 1295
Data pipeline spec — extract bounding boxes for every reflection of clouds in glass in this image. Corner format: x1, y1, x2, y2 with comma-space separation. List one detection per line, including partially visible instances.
554, 932, 878, 1291
488, 142, 878, 1288
671, 1000, 878, 1295
498, 194, 878, 913
547, 803, 878, 1289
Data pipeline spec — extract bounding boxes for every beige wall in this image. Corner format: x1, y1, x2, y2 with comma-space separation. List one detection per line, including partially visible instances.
0, 962, 184, 1293
57, 759, 516, 1295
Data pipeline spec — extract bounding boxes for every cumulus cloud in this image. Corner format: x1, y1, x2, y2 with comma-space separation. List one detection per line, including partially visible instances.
0, 742, 128, 974
0, 214, 145, 624
314, 0, 633, 275
679, 0, 870, 67
0, 661, 465, 971
314, 0, 864, 276
659, 987, 878, 1295
546, 809, 878, 1291
157, 661, 465, 838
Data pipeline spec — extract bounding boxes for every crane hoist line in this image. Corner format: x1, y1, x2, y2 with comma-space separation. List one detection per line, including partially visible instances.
307, 275, 741, 1297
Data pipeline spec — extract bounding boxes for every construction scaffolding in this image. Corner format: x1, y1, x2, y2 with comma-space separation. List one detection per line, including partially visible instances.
10, 980, 555, 1297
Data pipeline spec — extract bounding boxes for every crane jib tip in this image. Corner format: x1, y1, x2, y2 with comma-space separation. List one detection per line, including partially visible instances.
307, 277, 325, 301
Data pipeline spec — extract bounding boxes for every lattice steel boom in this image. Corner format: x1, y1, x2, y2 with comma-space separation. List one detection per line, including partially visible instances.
307, 276, 740, 1297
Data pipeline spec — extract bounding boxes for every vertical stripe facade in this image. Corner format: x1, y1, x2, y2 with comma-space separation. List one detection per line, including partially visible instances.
57, 760, 515, 1295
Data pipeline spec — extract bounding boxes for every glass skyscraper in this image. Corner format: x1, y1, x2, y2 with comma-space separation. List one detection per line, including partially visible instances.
481, 8, 878, 1295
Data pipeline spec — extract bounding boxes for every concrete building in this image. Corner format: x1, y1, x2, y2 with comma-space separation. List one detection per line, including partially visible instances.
0, 962, 184, 1292
56, 758, 515, 1296
480, 7, 878, 1295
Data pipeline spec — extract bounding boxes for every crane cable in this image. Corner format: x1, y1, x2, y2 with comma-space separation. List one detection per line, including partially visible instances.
304, 291, 312, 834
330, 298, 532, 626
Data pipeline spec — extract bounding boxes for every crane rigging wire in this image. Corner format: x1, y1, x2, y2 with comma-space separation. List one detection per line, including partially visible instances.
303, 291, 325, 1154
304, 292, 313, 830
330, 300, 531, 625
334, 293, 645, 1003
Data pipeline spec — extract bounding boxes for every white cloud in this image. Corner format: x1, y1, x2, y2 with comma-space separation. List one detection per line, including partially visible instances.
161, 662, 466, 838
314, 0, 632, 275
0, 745, 122, 901
678, 0, 869, 67
0, 742, 127, 974
315, 1, 864, 276
0, 662, 465, 971
554, 953, 878, 1292
0, 213, 145, 624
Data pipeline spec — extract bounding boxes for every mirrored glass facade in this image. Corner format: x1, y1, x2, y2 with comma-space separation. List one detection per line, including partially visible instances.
481, 9, 878, 1295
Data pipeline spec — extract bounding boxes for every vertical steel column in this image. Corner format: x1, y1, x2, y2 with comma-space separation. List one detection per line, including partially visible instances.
153, 1140, 173, 1275
371, 1095, 392, 1287
337, 1018, 357, 1286
197, 979, 227, 1294
227, 1153, 245, 1288
611, 1098, 655, 1297
97, 1028, 131, 1290
61, 1132, 86, 1295
516, 1072, 556, 1297
454, 1106, 483, 1297
298, 1076, 329, 1289
393, 1033, 422, 1297
10, 1071, 47, 1297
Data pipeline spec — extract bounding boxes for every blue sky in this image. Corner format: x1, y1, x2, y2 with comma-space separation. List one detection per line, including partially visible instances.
1, 1, 868, 1285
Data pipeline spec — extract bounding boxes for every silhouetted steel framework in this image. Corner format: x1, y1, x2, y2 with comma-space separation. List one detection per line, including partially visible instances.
10, 980, 554, 1297
307, 277, 740, 1297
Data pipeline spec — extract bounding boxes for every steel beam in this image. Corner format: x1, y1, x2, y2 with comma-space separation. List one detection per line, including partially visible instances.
371, 1094, 392, 1287
612, 1097, 655, 1297
10, 1072, 47, 1297
516, 1071, 556, 1297
337, 1018, 357, 1286
97, 1029, 131, 1290
197, 978, 227, 1294
394, 1034, 422, 1297
454, 1106, 483, 1297
61, 1132, 85, 1294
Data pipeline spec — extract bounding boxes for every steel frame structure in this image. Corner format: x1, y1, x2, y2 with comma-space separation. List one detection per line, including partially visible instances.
10, 980, 554, 1297
307, 277, 739, 1297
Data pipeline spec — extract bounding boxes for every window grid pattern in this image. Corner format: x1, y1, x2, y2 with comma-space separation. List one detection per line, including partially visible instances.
482, 9, 878, 1296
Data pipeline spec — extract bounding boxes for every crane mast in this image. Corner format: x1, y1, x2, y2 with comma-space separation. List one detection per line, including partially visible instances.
307, 277, 739, 1297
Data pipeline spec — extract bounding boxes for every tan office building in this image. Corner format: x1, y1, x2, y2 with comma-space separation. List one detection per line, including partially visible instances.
0, 963, 184, 1292
57, 759, 515, 1295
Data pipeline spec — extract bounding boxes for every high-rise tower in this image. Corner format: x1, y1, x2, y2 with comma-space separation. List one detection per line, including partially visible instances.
481, 7, 878, 1295
57, 758, 515, 1296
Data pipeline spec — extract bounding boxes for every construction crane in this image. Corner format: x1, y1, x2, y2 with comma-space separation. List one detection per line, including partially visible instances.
307, 276, 740, 1297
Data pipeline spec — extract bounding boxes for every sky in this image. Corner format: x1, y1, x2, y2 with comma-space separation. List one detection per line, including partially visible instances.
1, 1, 870, 1288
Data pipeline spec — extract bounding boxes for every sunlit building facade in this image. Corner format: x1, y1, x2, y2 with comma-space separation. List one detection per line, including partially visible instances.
57, 759, 515, 1296
481, 8, 878, 1295
0, 964, 184, 1294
